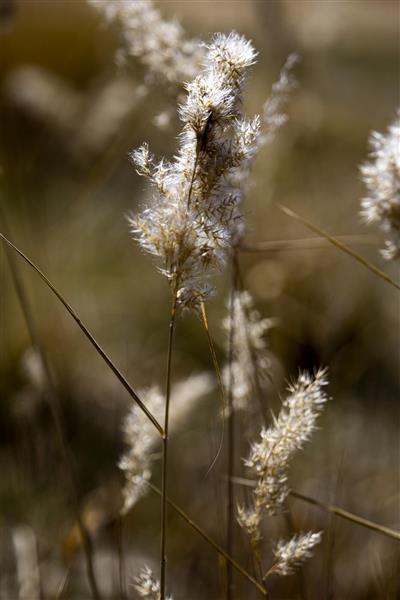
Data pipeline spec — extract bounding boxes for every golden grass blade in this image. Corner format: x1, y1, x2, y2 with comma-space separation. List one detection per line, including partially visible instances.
200, 301, 226, 478
240, 235, 378, 253
147, 482, 268, 597
1, 210, 102, 600
0, 232, 163, 436
290, 490, 400, 542
277, 204, 400, 291
230, 477, 400, 542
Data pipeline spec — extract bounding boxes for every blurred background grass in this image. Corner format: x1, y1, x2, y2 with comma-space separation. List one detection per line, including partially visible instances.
0, 1, 399, 598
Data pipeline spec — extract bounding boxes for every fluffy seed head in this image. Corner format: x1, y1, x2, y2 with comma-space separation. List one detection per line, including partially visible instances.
360, 113, 400, 260
223, 291, 274, 413
88, 0, 203, 85
134, 565, 173, 600
131, 32, 260, 309
238, 369, 329, 546
119, 373, 213, 513
269, 532, 322, 576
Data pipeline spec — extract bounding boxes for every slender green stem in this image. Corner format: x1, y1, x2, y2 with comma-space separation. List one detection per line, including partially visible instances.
148, 482, 268, 597
0, 232, 163, 436
160, 295, 178, 600
276, 203, 400, 291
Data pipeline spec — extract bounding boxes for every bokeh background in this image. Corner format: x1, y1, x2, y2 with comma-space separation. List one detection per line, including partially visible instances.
0, 1, 399, 598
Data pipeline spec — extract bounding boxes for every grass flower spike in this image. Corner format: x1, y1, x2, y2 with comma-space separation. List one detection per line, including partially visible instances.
88, 0, 203, 85
262, 53, 299, 146
134, 565, 173, 600
238, 369, 329, 546
130, 33, 260, 309
360, 112, 400, 260
223, 291, 274, 412
267, 532, 322, 577
119, 373, 213, 513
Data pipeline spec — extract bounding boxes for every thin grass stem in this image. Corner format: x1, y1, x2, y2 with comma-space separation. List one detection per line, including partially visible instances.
147, 482, 268, 597
229, 477, 400, 541
226, 252, 240, 599
160, 294, 178, 600
0, 232, 163, 436
276, 204, 400, 291
0, 210, 101, 599
240, 235, 378, 253
200, 301, 226, 477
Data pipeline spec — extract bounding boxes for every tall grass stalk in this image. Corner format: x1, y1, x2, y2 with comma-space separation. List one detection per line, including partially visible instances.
148, 482, 268, 597
160, 294, 178, 600
0, 232, 163, 434
277, 203, 400, 291
0, 213, 101, 599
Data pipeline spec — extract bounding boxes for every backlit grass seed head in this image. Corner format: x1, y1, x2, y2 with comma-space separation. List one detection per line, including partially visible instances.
238, 369, 328, 544
262, 53, 299, 146
360, 113, 400, 260
247, 369, 329, 512
119, 373, 213, 513
223, 291, 274, 412
269, 532, 322, 577
88, 0, 203, 85
134, 565, 173, 600
130, 33, 260, 309
236, 504, 262, 547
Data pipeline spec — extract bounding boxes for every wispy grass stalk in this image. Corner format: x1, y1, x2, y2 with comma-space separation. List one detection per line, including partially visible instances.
0, 211, 102, 600
0, 232, 163, 434
147, 482, 268, 597
277, 203, 400, 291
159, 294, 177, 600
231, 477, 400, 541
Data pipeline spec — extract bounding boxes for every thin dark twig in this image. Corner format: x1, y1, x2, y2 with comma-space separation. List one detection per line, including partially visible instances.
0, 232, 163, 436
147, 482, 268, 597
276, 204, 400, 291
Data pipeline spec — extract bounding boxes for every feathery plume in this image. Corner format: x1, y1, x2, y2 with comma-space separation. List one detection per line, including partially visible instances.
222, 291, 274, 412
262, 53, 299, 146
134, 565, 173, 600
130, 32, 260, 309
238, 369, 329, 545
360, 112, 400, 260
88, 0, 203, 85
267, 531, 322, 577
119, 373, 213, 513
